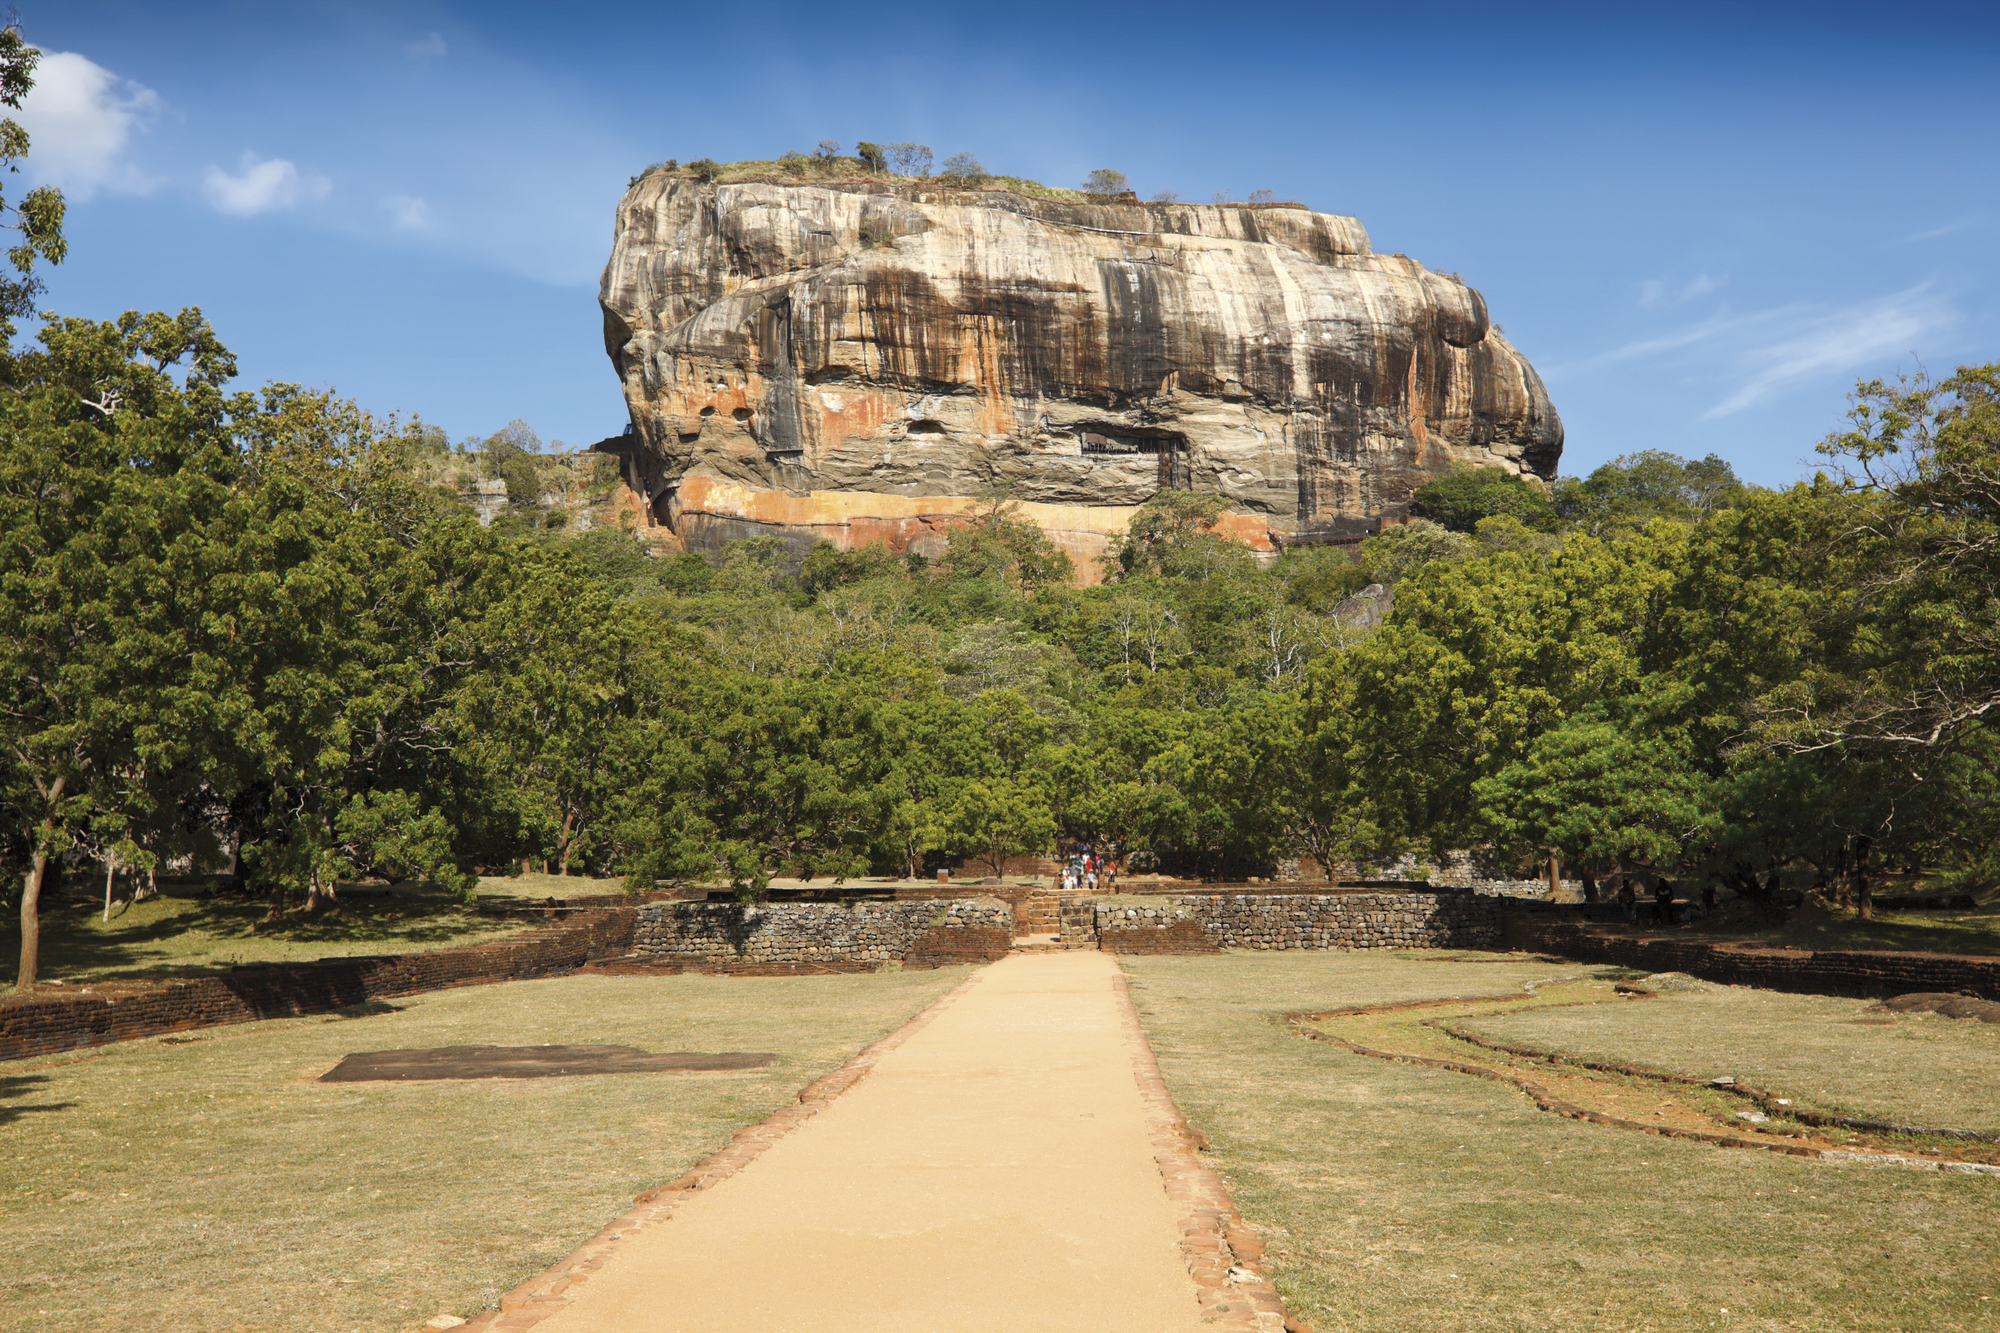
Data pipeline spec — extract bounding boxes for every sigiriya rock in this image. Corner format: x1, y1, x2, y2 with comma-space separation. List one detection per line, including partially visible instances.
596, 172, 1562, 575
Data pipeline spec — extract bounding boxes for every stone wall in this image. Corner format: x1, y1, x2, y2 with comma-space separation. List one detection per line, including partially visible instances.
0, 908, 636, 1063
631, 899, 1013, 967
1066, 892, 1502, 953
1501, 901, 2000, 1000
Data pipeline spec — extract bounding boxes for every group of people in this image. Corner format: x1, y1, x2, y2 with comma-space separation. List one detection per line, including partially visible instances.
1059, 848, 1117, 894
1613, 878, 1717, 926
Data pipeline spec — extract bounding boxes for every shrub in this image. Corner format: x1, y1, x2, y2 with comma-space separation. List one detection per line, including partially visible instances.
688, 158, 722, 183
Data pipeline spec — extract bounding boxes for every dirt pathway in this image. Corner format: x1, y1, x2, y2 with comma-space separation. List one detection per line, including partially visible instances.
515, 951, 1214, 1332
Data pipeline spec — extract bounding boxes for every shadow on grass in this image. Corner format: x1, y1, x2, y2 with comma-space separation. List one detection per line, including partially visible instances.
1689, 909, 2000, 957
2, 885, 509, 984
0, 1073, 76, 1125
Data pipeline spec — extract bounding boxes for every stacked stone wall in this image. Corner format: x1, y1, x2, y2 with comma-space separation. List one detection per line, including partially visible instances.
631, 899, 1012, 967
0, 908, 635, 1063
1065, 892, 1501, 953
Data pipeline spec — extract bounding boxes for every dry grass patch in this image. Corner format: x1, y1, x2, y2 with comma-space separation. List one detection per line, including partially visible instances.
0, 966, 970, 1332
1122, 951, 1998, 1333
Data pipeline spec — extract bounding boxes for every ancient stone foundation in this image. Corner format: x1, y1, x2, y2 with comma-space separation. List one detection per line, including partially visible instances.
631, 898, 1013, 967
1066, 892, 1503, 953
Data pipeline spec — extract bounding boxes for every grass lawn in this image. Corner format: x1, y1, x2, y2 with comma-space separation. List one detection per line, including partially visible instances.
1460, 979, 2000, 1135
4, 879, 550, 986
1122, 951, 1999, 1333
0, 965, 971, 1332
1688, 898, 2000, 956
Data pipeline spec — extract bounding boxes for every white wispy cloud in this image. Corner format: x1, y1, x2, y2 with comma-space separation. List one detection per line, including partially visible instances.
13, 50, 160, 199
406, 32, 447, 59
1547, 306, 1795, 376
382, 194, 432, 229
1639, 272, 1724, 307
1703, 285, 1956, 419
203, 152, 331, 216
1897, 220, 1967, 244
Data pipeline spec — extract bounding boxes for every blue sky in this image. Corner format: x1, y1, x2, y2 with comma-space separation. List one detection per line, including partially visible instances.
18, 0, 2000, 484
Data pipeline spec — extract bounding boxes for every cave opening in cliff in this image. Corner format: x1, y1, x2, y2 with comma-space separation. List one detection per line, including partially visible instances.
1076, 425, 1191, 489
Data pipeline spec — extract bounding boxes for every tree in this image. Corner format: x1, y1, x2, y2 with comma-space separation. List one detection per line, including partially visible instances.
886, 143, 932, 177
1108, 490, 1230, 579
1411, 465, 1558, 533
939, 152, 984, 185
1081, 169, 1130, 198
688, 158, 722, 183
854, 142, 887, 173
1799, 364, 2000, 757
1355, 519, 1476, 582
813, 139, 842, 164
2, 309, 239, 988
1475, 706, 1712, 900
479, 419, 544, 512
0, 21, 66, 342
1553, 450, 1748, 533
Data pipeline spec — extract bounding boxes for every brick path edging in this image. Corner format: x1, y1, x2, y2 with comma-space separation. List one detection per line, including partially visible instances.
435, 968, 988, 1332
1108, 969, 1308, 1333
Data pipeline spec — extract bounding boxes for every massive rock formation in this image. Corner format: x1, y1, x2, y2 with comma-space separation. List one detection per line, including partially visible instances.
598, 175, 1560, 575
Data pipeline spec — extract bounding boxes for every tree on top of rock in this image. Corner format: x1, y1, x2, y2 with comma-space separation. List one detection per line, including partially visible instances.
939, 152, 984, 186
1081, 169, 1130, 198
886, 143, 932, 177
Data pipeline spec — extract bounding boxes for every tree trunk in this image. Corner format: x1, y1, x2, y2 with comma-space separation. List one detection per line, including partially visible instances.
18, 846, 49, 992
1580, 868, 1599, 904
266, 878, 287, 920
104, 859, 115, 923
1547, 851, 1561, 901
17, 779, 64, 992
1854, 835, 1873, 921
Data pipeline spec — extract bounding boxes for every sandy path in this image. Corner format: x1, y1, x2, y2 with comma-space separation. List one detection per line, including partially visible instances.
527, 950, 1208, 1332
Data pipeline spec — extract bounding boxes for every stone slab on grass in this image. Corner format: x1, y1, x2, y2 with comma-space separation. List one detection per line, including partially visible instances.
320, 1045, 776, 1081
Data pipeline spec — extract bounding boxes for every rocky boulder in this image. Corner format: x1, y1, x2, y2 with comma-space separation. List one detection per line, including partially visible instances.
598, 176, 1561, 575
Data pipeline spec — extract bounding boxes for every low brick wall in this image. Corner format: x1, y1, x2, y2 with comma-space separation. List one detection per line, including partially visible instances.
631, 899, 1013, 968
1502, 901, 2000, 1000
0, 908, 636, 1063
1068, 892, 1502, 953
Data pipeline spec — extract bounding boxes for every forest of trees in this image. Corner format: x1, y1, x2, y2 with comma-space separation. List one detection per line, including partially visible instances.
7, 301, 1998, 993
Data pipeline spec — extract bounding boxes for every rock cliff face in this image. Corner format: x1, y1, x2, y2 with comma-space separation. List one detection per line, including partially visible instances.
598, 176, 1560, 575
